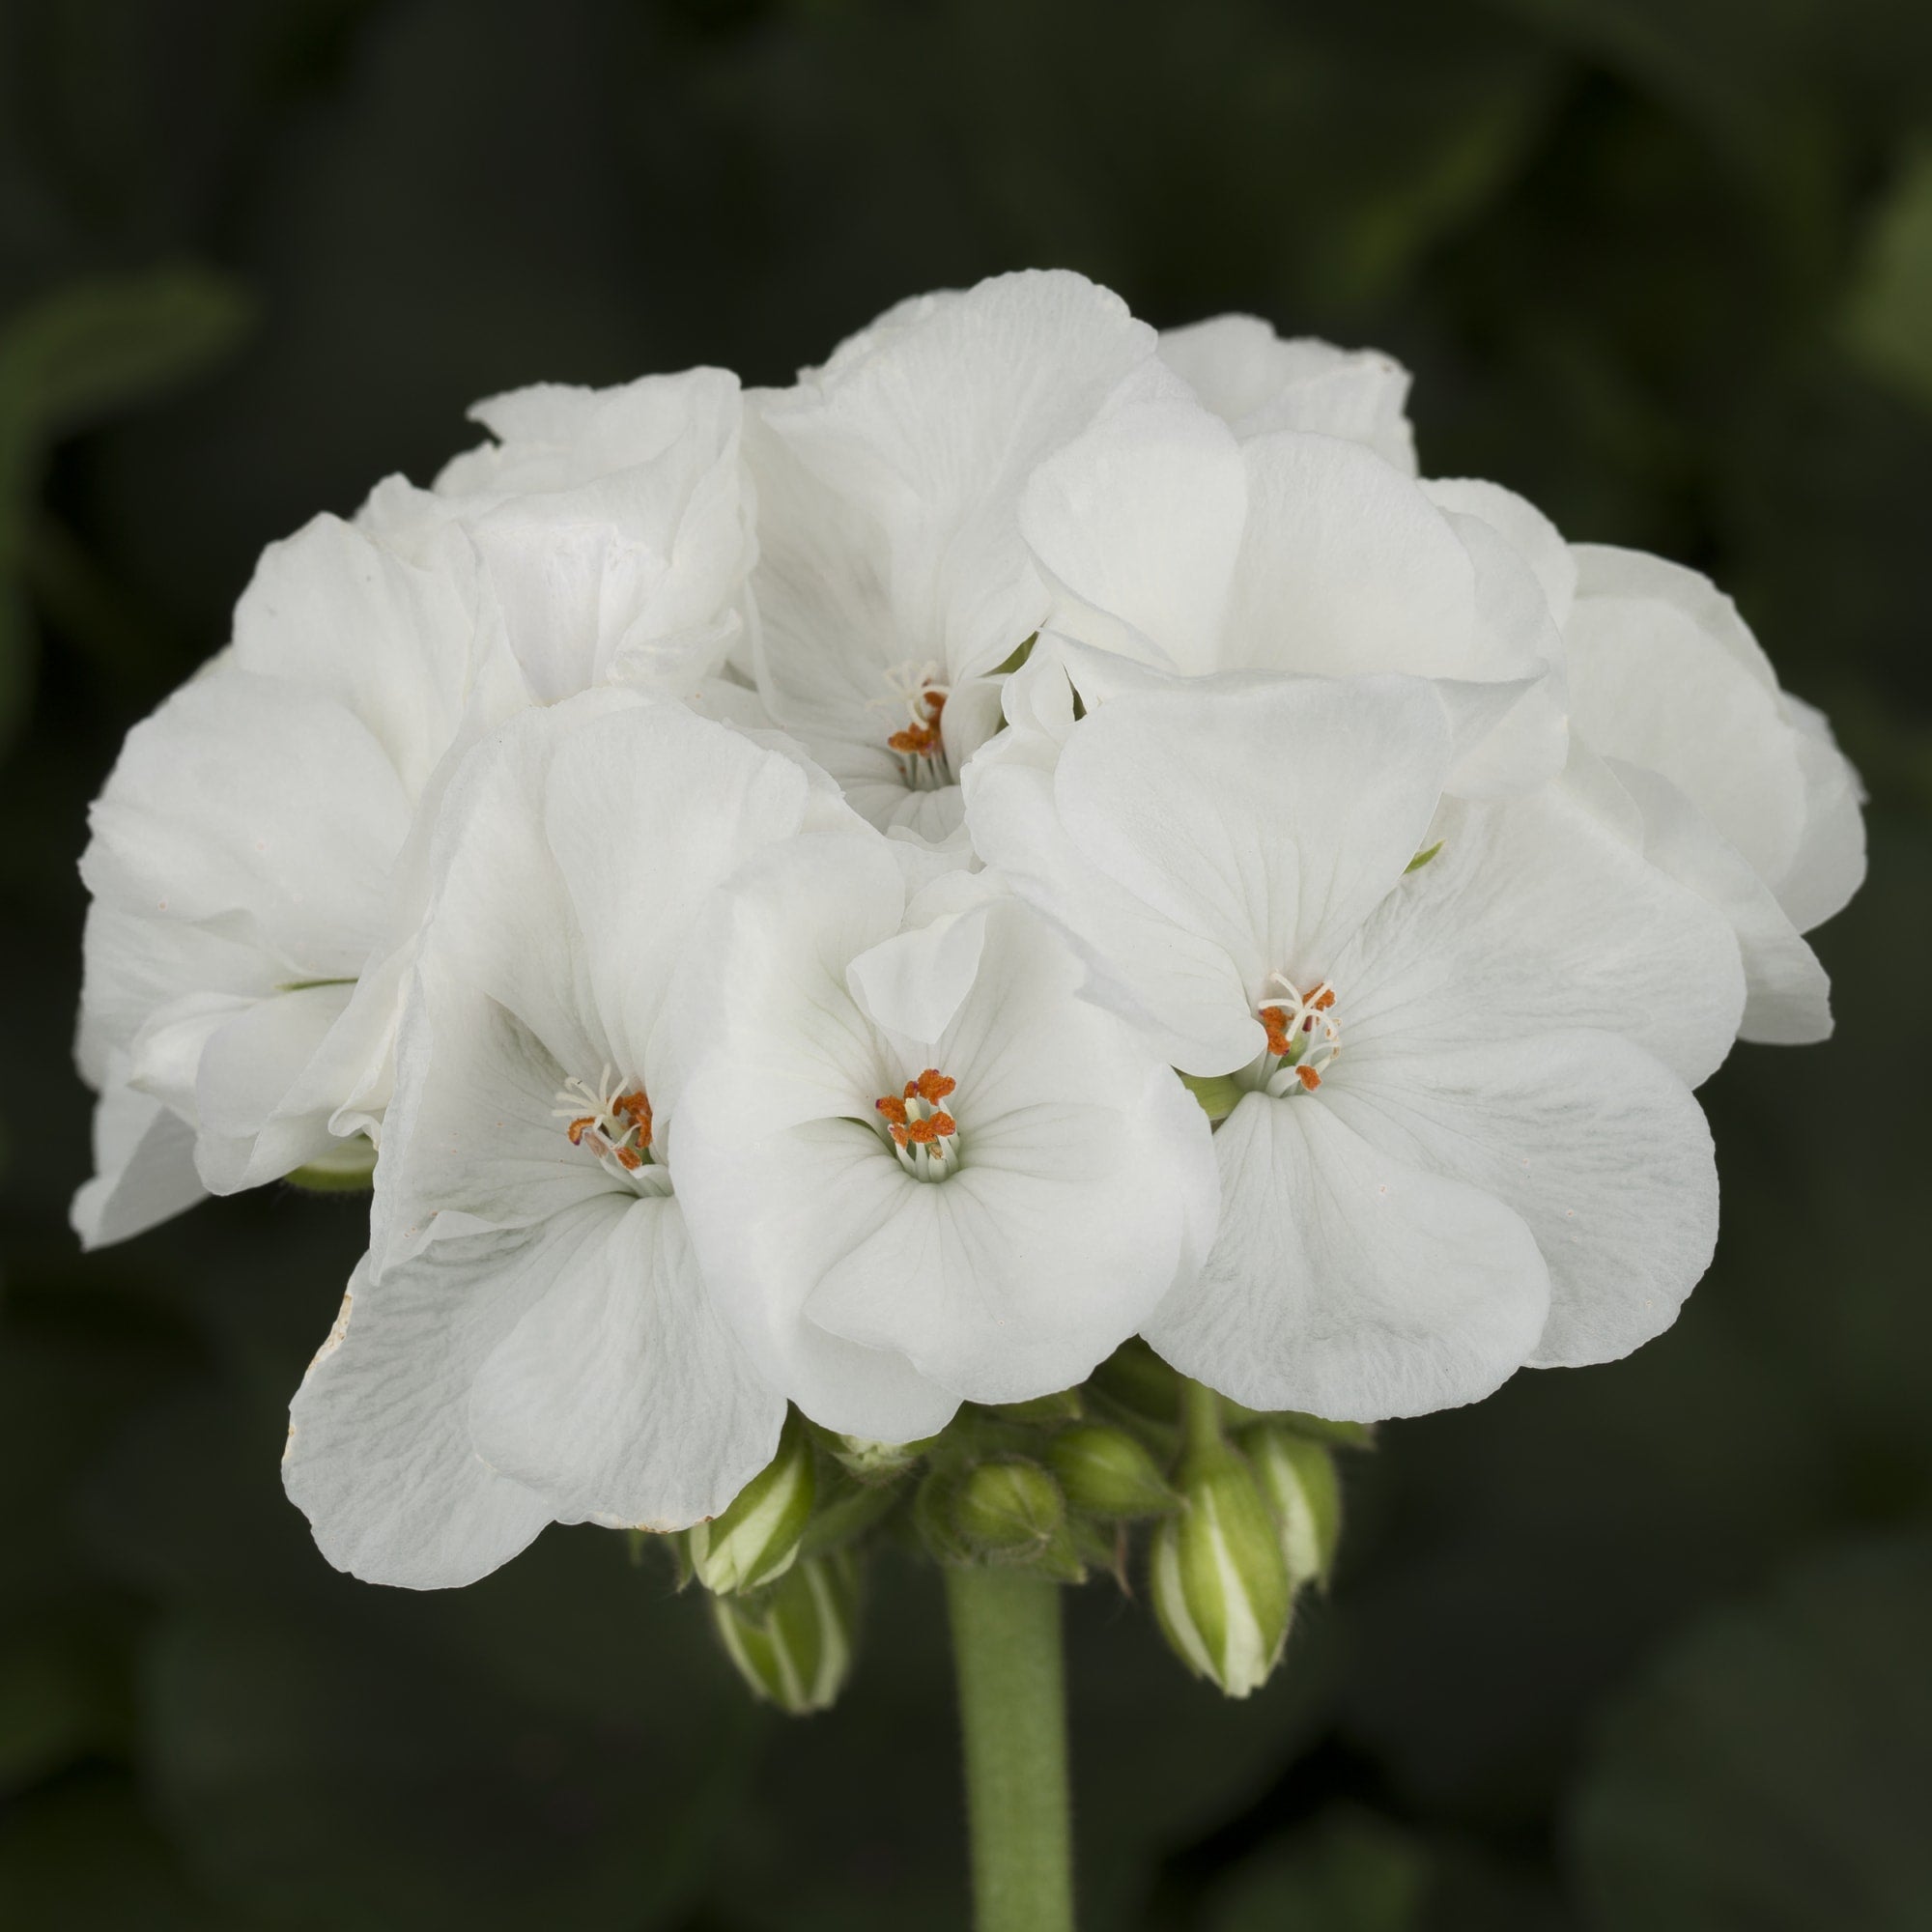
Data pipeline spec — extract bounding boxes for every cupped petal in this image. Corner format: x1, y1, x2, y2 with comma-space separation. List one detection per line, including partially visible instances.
1323, 1030, 1718, 1370
1336, 778, 1747, 1089
284, 1249, 554, 1590
1144, 1094, 1549, 1420
468, 1192, 786, 1530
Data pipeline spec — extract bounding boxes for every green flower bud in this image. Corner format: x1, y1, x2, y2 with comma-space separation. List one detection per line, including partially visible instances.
1047, 1422, 1179, 1519
952, 1457, 1065, 1556
1245, 1425, 1343, 1591
689, 1410, 815, 1595
710, 1551, 859, 1716
827, 1433, 931, 1484
1151, 1438, 1292, 1699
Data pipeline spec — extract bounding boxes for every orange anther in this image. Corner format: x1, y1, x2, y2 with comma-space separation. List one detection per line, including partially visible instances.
890, 1123, 910, 1148
912, 1068, 956, 1103
614, 1145, 644, 1171
930, 1111, 956, 1137
566, 1116, 596, 1146
613, 1088, 654, 1148
1313, 986, 1336, 1010
906, 1119, 941, 1145
1296, 1065, 1322, 1092
1261, 1007, 1293, 1057
876, 1095, 909, 1125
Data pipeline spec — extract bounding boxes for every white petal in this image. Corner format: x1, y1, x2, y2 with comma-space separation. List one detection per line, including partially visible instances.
1145, 1094, 1549, 1420
1050, 676, 1454, 1070
1160, 317, 1417, 473
846, 905, 990, 1043
1776, 696, 1868, 932
81, 668, 407, 975
1019, 399, 1246, 673
1221, 434, 1477, 678
231, 513, 478, 796
1423, 478, 1577, 627
468, 1193, 785, 1530
1566, 544, 1806, 885
71, 1074, 206, 1250
1337, 781, 1747, 1089
284, 1250, 554, 1590
1324, 1031, 1718, 1369
1607, 759, 1832, 1044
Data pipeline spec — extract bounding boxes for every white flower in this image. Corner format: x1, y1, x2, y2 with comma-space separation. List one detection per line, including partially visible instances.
1561, 545, 1866, 1043
744, 270, 1184, 843
663, 838, 1220, 1441
967, 673, 1747, 1421
283, 693, 851, 1588
72, 513, 489, 1244
359, 366, 755, 701
74, 372, 763, 1246
1158, 313, 1418, 474
1008, 401, 1568, 796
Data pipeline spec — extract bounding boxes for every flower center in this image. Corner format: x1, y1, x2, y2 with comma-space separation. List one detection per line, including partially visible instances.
872, 661, 952, 792
553, 1065, 661, 1186
1254, 975, 1341, 1096
875, 1066, 960, 1179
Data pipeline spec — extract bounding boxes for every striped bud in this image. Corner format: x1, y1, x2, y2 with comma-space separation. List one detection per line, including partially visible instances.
952, 1457, 1065, 1557
1245, 1426, 1343, 1592
1151, 1436, 1291, 1699
709, 1551, 859, 1716
689, 1410, 815, 1595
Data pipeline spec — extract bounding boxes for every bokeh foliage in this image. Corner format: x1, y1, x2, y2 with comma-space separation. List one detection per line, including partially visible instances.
2, 0, 1930, 1926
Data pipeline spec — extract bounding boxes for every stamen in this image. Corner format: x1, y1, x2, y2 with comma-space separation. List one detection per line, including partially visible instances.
870, 661, 953, 792
553, 1066, 658, 1185
1254, 975, 1342, 1098
875, 1066, 962, 1179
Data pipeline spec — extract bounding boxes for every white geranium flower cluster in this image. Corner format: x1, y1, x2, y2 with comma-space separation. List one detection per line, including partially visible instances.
72, 270, 1864, 1589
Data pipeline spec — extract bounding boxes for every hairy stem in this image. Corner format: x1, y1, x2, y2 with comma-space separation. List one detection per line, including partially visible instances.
945, 1565, 1075, 1932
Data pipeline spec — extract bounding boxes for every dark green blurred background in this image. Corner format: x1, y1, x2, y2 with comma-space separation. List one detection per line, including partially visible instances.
4, 2, 1931, 1926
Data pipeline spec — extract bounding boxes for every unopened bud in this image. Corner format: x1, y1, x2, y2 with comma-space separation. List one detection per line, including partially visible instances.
953, 1457, 1065, 1557
1151, 1438, 1291, 1699
710, 1551, 859, 1716
828, 1433, 930, 1484
1245, 1426, 1342, 1591
1047, 1423, 1179, 1519
689, 1410, 815, 1595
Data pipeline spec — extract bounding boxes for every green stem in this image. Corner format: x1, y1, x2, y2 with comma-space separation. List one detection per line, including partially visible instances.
945, 1565, 1076, 1932
1180, 1376, 1223, 1455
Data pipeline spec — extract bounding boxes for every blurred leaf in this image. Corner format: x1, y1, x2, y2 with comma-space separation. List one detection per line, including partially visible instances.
1569, 1534, 1932, 1931
0, 268, 256, 452
1842, 142, 1932, 413
1206, 1808, 1431, 1932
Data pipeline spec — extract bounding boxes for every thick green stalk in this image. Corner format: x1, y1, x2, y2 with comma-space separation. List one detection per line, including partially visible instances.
945, 1565, 1076, 1932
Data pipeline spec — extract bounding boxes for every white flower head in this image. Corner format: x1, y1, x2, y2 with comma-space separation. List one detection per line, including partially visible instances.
283, 692, 852, 1588
744, 270, 1187, 844
968, 672, 1747, 1421
664, 838, 1221, 1441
